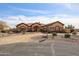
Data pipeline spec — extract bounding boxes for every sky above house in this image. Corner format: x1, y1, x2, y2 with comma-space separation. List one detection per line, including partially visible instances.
0, 3, 79, 28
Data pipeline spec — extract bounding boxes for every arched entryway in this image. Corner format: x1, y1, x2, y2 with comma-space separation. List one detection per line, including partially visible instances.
33, 26, 40, 32
31, 23, 42, 32
16, 23, 29, 32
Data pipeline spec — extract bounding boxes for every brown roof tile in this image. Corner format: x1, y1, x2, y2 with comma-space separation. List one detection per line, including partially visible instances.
46, 21, 64, 26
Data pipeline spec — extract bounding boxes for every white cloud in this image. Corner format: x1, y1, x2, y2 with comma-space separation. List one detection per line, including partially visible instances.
0, 15, 79, 29
8, 6, 50, 14
18, 8, 50, 14
62, 3, 79, 11
62, 3, 72, 9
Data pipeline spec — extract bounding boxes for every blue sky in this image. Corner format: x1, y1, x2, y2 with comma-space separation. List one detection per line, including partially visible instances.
0, 3, 79, 28
0, 3, 78, 17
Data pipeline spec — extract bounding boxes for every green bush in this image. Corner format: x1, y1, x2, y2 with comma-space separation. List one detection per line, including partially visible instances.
64, 33, 71, 38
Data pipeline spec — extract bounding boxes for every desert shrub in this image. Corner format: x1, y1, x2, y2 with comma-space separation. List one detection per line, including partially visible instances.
1, 29, 9, 33
64, 33, 71, 38
52, 32, 57, 36
1, 30, 6, 33
70, 29, 74, 33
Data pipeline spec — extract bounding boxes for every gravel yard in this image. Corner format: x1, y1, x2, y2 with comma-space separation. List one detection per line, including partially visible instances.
0, 32, 42, 45
0, 32, 79, 56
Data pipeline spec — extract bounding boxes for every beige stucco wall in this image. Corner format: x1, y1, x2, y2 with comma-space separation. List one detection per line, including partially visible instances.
31, 24, 42, 31
17, 24, 29, 31
49, 22, 63, 27
47, 22, 64, 32
16, 22, 64, 32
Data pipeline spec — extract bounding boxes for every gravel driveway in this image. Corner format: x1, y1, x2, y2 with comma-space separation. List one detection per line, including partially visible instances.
0, 33, 79, 56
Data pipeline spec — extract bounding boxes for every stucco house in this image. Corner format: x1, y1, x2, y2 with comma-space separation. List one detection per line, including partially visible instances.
46, 21, 64, 32
16, 22, 44, 32
16, 21, 64, 32
16, 23, 29, 32
31, 22, 44, 32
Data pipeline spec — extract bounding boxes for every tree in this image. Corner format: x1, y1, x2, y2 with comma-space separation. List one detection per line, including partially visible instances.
65, 25, 74, 29
65, 25, 75, 33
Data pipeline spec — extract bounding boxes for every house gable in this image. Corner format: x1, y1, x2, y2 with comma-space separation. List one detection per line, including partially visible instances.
47, 21, 64, 26
16, 23, 28, 27
46, 21, 64, 32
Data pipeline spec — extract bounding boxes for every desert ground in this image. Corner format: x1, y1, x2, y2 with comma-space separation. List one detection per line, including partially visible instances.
0, 32, 79, 56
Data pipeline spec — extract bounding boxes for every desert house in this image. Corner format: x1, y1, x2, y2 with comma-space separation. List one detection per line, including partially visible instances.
16, 23, 29, 32
16, 22, 44, 32
16, 21, 64, 32
46, 21, 64, 32
30, 22, 45, 32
